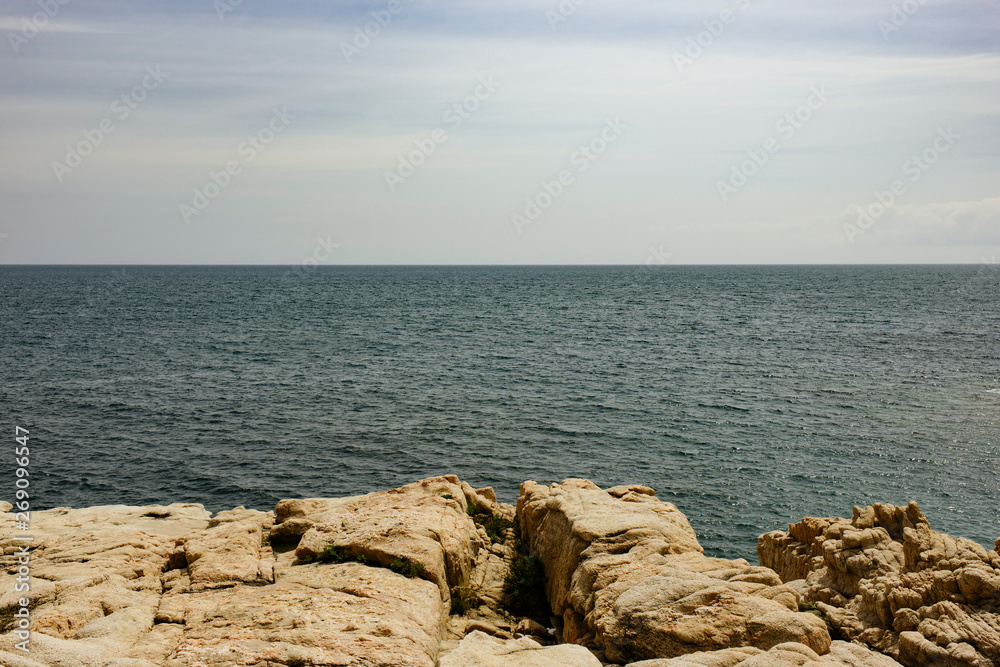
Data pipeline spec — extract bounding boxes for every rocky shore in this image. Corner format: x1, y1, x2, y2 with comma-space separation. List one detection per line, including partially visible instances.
1, 477, 997, 666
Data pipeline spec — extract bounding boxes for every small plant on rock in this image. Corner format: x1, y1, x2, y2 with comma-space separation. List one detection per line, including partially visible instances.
480, 514, 512, 544
319, 545, 349, 563
389, 557, 424, 579
503, 554, 548, 616
449, 586, 482, 615
466, 501, 514, 544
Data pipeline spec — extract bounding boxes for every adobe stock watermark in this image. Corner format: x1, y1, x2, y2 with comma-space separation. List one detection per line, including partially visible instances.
645, 245, 673, 268
179, 107, 295, 224
545, 0, 589, 30
284, 236, 341, 281
385, 75, 500, 192
341, 0, 412, 63
717, 84, 833, 203
51, 66, 169, 183
214, 0, 244, 21
11, 425, 33, 653
7, 0, 70, 55
673, 0, 750, 72
511, 117, 626, 234
878, 0, 929, 40
843, 127, 960, 244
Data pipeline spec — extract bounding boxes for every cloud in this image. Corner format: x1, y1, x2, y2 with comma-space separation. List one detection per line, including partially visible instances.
0, 0, 998, 263
847, 197, 1000, 246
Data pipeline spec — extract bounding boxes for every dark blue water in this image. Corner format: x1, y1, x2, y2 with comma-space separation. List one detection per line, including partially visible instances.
1, 265, 998, 560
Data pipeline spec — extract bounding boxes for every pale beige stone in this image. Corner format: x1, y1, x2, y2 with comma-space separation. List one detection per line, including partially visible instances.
627, 640, 900, 666
439, 630, 602, 666
760, 502, 1000, 666
293, 475, 491, 600
183, 513, 274, 588
167, 561, 444, 666
517, 479, 832, 663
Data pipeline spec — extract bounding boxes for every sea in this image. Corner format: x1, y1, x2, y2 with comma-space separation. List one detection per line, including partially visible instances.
1, 265, 998, 561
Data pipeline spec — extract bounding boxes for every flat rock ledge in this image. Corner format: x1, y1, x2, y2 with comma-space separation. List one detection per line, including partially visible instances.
0, 477, 985, 666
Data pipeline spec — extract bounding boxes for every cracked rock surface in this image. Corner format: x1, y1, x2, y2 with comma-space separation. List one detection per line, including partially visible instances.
5, 478, 987, 666
759, 501, 1000, 667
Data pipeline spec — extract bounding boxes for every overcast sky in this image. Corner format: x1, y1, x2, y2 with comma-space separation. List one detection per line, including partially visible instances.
0, 0, 998, 264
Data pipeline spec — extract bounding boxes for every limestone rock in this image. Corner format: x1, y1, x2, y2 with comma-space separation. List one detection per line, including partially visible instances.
292, 475, 493, 600
168, 561, 444, 666
0, 501, 12, 513
439, 629, 602, 666
759, 502, 1000, 666
0, 503, 211, 644
517, 479, 831, 663
515, 617, 550, 638
183, 511, 274, 588
626, 640, 901, 666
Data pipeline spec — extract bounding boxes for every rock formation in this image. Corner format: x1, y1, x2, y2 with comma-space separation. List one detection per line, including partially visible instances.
2, 477, 991, 665
759, 501, 1000, 667
0, 476, 507, 666
518, 479, 849, 663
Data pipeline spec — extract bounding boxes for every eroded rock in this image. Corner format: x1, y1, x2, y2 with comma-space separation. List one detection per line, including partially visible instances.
626, 640, 902, 666
440, 629, 602, 666
759, 502, 1000, 667
517, 479, 831, 663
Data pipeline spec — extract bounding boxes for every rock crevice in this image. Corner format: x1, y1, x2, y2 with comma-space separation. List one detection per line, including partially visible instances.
2, 478, 990, 666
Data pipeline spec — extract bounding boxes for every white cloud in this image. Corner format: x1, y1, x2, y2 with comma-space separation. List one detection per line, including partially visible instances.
848, 197, 1000, 246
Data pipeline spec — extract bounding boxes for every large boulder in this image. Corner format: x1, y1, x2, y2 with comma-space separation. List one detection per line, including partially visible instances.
440, 630, 602, 666
290, 475, 497, 601
626, 640, 902, 666
0, 477, 519, 666
166, 561, 444, 666
517, 479, 831, 663
759, 502, 1000, 666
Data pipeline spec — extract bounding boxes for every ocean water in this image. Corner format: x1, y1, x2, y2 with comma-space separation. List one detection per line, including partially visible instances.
1, 265, 998, 560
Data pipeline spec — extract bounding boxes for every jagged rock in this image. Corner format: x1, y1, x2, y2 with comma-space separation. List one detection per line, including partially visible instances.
759, 502, 1000, 666
517, 479, 831, 663
516, 617, 550, 638
626, 640, 902, 666
0, 490, 455, 666
439, 629, 602, 666
288, 475, 497, 601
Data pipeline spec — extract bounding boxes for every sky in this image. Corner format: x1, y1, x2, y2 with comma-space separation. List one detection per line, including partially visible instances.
0, 0, 998, 265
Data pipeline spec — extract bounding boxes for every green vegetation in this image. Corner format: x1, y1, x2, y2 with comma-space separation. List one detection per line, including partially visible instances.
466, 501, 515, 544
481, 514, 513, 544
503, 553, 548, 616
320, 545, 348, 562
389, 557, 424, 579
617, 638, 639, 663
299, 547, 423, 580
449, 586, 482, 615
